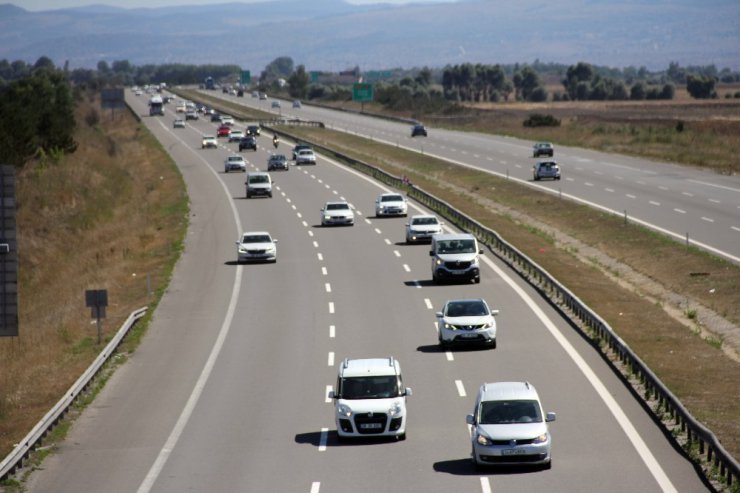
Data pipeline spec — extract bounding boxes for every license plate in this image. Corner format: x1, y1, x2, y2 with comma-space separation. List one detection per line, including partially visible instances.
461, 333, 479, 338
360, 423, 383, 429
502, 448, 527, 456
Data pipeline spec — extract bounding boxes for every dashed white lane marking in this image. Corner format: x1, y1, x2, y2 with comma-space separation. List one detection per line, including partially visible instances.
317, 253, 323, 261
626, 194, 636, 199
455, 380, 467, 397
385, 238, 392, 245
708, 198, 720, 204
317, 178, 323, 184
649, 201, 661, 206
732, 226, 740, 233
446, 352, 454, 361
480, 477, 492, 493
585, 182, 594, 187
328, 352, 334, 366
302, 220, 308, 227
311, 481, 321, 493
329, 325, 335, 338
308, 231, 314, 237
325, 283, 332, 293
292, 204, 297, 210
674, 208, 686, 214
325, 386, 332, 403
313, 241, 319, 248
403, 264, 411, 272
318, 428, 328, 451
364, 218, 372, 225
321, 267, 328, 276
325, 184, 331, 189
394, 250, 401, 257
701, 217, 714, 223
682, 192, 694, 197
424, 298, 434, 310
605, 188, 614, 193
658, 186, 668, 191
413, 280, 422, 289
297, 212, 303, 218
374, 228, 382, 234
333, 190, 338, 195
340, 196, 346, 201
286, 197, 291, 202
566, 177, 575, 182
328, 302, 335, 314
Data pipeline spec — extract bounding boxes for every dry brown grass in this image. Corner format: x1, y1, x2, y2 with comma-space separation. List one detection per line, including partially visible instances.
283, 126, 740, 461
0, 93, 188, 459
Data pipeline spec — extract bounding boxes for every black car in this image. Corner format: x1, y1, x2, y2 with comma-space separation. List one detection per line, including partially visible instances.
210, 113, 222, 122
246, 125, 261, 137
292, 143, 311, 160
267, 154, 289, 171
411, 124, 427, 137
239, 136, 257, 151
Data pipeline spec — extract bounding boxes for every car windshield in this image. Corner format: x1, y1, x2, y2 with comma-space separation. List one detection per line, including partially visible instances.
412, 217, 438, 225
340, 376, 399, 399
381, 195, 403, 202
437, 239, 476, 253
479, 400, 543, 424
249, 175, 269, 183
326, 203, 349, 211
445, 300, 488, 317
271, 155, 286, 162
242, 235, 271, 243
228, 157, 242, 162
299, 150, 313, 155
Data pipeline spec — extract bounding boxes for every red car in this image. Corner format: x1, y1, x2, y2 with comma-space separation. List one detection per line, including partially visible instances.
217, 125, 231, 138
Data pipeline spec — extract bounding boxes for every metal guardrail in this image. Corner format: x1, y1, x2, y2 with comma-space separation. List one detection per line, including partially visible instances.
0, 306, 148, 481
259, 118, 324, 128
266, 125, 739, 489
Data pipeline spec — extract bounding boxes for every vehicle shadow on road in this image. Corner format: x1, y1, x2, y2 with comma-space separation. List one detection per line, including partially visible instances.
416, 344, 446, 353
404, 280, 436, 287
434, 459, 544, 476
294, 430, 397, 448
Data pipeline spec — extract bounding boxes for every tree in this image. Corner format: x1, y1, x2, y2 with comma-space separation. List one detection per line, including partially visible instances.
686, 74, 716, 99
630, 81, 646, 100
260, 56, 294, 83
563, 62, 593, 100
287, 65, 310, 99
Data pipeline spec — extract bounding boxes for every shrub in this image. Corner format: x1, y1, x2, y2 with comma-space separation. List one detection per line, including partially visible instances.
523, 113, 561, 127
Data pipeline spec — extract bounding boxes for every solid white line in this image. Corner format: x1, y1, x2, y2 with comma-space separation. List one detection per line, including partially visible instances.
325, 283, 331, 293
479, 254, 678, 492
424, 298, 434, 310
687, 179, 740, 193
328, 352, 334, 366
329, 325, 336, 338
480, 477, 492, 493
325, 386, 333, 403
403, 264, 411, 272
318, 428, 328, 452
328, 302, 335, 314
455, 380, 466, 397
137, 124, 245, 493
311, 481, 321, 493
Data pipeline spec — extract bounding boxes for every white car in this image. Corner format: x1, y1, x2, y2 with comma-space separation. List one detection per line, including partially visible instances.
292, 100, 302, 108
466, 382, 555, 470
235, 231, 277, 263
173, 118, 185, 129
201, 135, 218, 149
271, 100, 281, 109
375, 193, 408, 217
405, 214, 442, 243
321, 201, 354, 226
436, 298, 498, 348
220, 115, 235, 126
228, 129, 245, 142
224, 155, 247, 173
328, 357, 412, 440
295, 149, 316, 165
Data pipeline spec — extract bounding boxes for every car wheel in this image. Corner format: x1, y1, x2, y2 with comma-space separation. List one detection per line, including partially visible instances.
224, 169, 229, 173
471, 450, 483, 471
396, 432, 406, 441
246, 193, 251, 199
474, 276, 480, 284
490, 339, 497, 349
543, 460, 552, 470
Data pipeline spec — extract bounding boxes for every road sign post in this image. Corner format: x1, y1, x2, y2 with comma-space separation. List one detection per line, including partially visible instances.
352, 83, 374, 112
240, 70, 251, 85
85, 289, 108, 344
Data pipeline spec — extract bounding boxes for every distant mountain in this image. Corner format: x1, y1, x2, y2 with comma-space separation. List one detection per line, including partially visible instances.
0, 0, 738, 71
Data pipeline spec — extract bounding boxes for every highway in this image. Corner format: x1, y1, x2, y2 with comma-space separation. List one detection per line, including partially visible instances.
25, 92, 711, 492
216, 91, 740, 264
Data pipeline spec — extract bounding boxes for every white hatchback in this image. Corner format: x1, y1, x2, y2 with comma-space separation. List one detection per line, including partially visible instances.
224, 155, 246, 173
437, 298, 498, 348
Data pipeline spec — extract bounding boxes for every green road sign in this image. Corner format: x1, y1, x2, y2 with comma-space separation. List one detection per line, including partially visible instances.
352, 83, 374, 102
310, 71, 321, 82
240, 70, 251, 85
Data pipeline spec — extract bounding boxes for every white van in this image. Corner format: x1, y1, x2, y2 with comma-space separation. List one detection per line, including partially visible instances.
328, 357, 412, 440
430, 233, 483, 284
245, 172, 273, 198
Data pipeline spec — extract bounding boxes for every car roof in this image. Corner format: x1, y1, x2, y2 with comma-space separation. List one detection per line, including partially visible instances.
325, 200, 349, 206
340, 357, 399, 377
378, 192, 404, 198
478, 382, 539, 402
240, 231, 272, 239
537, 160, 558, 165
433, 233, 475, 241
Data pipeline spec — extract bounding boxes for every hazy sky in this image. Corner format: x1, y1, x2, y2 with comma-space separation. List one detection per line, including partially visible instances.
13, 0, 447, 11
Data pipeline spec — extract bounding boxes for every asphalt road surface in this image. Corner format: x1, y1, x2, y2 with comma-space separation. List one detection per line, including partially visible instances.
25, 92, 711, 492
217, 90, 740, 265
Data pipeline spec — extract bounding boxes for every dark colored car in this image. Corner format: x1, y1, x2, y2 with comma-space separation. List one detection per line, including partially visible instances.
292, 143, 311, 160
246, 125, 261, 137
267, 154, 289, 171
210, 113, 222, 122
411, 124, 427, 137
533, 142, 554, 157
239, 136, 257, 151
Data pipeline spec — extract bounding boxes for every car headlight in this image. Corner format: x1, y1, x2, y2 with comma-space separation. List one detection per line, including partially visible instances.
483, 321, 494, 329
337, 403, 352, 418
532, 433, 548, 444
324, 214, 332, 220
435, 259, 443, 265
238, 247, 247, 253
388, 402, 403, 417
476, 433, 493, 446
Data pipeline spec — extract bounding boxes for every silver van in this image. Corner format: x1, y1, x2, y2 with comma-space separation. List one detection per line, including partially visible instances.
245, 171, 273, 198
430, 233, 482, 284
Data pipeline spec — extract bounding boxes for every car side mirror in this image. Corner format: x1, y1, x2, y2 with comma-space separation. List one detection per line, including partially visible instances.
546, 412, 556, 422
235, 241, 240, 245
273, 239, 278, 243
479, 249, 484, 254
404, 388, 413, 397
490, 309, 500, 316
328, 390, 336, 399
435, 311, 443, 317
429, 251, 434, 256
466, 414, 475, 425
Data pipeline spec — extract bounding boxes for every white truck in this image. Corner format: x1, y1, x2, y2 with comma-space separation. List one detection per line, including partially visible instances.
149, 95, 164, 116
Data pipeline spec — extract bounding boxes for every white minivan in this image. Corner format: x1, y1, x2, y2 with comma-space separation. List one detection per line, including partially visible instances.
245, 171, 273, 198
430, 233, 483, 284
